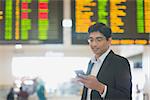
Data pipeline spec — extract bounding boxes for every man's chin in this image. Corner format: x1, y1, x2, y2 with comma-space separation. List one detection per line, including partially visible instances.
93, 51, 99, 55
92, 51, 97, 54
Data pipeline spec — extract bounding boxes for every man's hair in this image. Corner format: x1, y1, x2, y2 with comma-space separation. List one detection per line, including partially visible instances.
88, 23, 112, 39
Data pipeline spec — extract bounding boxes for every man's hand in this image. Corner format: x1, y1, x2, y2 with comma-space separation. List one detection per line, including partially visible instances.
77, 75, 105, 94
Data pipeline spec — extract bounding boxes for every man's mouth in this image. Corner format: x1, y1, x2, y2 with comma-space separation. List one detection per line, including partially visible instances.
92, 48, 99, 52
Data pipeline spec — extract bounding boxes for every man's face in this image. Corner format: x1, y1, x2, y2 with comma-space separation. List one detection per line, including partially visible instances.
88, 31, 111, 58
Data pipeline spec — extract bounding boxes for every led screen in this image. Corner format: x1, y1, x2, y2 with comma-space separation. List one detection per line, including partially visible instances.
0, 0, 63, 44
71, 0, 150, 45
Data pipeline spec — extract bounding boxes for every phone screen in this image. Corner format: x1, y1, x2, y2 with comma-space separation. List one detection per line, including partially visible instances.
75, 70, 87, 78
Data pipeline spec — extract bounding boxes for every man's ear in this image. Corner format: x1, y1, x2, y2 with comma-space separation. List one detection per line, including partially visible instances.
108, 37, 112, 46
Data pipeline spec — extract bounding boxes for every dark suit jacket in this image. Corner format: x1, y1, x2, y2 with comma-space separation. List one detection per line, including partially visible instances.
81, 50, 132, 100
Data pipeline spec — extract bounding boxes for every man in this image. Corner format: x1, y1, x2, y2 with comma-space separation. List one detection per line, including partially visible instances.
78, 23, 132, 100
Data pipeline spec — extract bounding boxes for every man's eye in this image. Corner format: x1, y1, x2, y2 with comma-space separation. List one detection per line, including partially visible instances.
96, 38, 102, 41
88, 39, 93, 42
96, 37, 106, 41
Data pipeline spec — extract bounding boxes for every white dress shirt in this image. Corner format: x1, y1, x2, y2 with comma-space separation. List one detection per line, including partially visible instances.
86, 48, 111, 100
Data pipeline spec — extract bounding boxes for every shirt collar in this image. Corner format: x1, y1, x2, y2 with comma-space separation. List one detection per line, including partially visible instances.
91, 48, 111, 64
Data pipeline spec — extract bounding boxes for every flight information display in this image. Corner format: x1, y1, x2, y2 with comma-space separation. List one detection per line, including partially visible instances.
71, 0, 150, 45
0, 0, 63, 44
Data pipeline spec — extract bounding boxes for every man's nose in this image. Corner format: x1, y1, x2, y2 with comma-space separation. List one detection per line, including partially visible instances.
91, 40, 98, 46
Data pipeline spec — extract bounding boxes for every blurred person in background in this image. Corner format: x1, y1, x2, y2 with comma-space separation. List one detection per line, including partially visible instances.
7, 87, 14, 100
17, 86, 29, 100
77, 23, 132, 100
37, 85, 46, 100
35, 78, 46, 100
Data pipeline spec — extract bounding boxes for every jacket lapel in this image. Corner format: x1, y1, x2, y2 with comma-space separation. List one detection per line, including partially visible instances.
96, 50, 114, 80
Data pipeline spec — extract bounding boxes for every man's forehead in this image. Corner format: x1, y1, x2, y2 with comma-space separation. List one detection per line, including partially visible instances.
89, 31, 105, 37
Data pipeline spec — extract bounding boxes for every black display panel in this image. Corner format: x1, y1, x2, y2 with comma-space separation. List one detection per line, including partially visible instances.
0, 0, 63, 44
71, 0, 150, 45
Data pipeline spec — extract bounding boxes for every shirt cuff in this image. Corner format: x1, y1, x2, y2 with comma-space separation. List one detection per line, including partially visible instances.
101, 85, 107, 98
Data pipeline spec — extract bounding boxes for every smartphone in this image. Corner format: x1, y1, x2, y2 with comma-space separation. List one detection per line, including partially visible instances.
75, 70, 87, 78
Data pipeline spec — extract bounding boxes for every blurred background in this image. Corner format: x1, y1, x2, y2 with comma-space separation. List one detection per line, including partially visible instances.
0, 0, 150, 100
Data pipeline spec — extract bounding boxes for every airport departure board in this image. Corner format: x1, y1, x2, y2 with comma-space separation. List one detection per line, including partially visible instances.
0, 0, 63, 44
71, 0, 150, 45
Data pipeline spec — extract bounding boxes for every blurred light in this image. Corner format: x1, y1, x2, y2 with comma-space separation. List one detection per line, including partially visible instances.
12, 57, 90, 91
23, 80, 34, 85
62, 19, 72, 27
15, 44, 22, 49
45, 51, 64, 57
14, 80, 22, 88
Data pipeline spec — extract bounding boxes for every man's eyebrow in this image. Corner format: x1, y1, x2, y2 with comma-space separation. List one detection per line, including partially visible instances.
89, 36, 105, 38
96, 36, 105, 38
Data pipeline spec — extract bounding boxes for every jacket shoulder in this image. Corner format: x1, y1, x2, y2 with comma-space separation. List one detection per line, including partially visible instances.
107, 50, 130, 66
